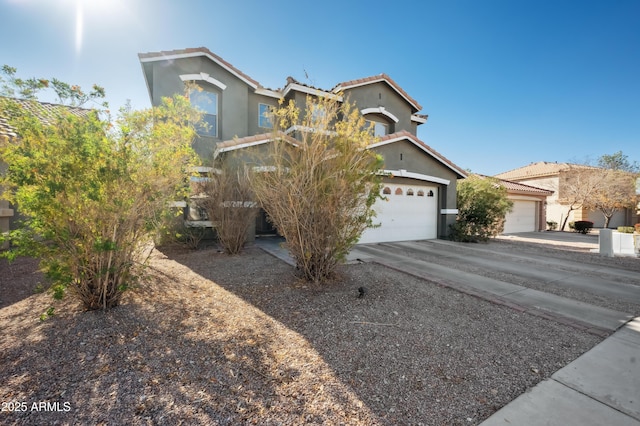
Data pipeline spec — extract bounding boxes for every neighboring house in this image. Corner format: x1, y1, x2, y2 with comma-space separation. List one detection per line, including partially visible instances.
139, 47, 467, 243
0, 97, 93, 246
496, 161, 637, 229
495, 177, 553, 233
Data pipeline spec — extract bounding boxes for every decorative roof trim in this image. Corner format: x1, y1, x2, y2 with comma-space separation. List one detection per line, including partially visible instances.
214, 132, 300, 158
381, 169, 450, 185
254, 88, 282, 99
411, 114, 428, 124
180, 73, 227, 91
361, 107, 399, 123
217, 137, 272, 153
282, 83, 343, 101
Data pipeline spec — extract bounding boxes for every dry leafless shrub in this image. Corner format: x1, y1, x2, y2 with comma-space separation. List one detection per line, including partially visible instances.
250, 95, 382, 282
199, 154, 258, 255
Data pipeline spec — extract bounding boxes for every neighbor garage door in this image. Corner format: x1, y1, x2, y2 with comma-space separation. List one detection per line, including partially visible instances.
358, 184, 438, 244
503, 200, 537, 233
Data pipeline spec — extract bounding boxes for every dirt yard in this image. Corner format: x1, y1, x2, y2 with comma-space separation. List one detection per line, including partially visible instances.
0, 238, 625, 425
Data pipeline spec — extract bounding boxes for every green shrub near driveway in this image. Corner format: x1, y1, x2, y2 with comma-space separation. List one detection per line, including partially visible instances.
617, 226, 635, 234
573, 221, 594, 234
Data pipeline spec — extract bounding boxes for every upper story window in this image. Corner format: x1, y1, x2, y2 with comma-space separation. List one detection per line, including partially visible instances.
189, 88, 218, 137
310, 104, 326, 125
365, 120, 388, 137
259, 103, 273, 129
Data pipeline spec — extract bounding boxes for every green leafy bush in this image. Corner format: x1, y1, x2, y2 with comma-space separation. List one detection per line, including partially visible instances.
546, 221, 558, 231
450, 175, 513, 242
0, 96, 200, 310
617, 226, 635, 234
573, 221, 594, 234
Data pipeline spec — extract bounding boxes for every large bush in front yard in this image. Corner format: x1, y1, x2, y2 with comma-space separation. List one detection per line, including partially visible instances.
250, 96, 383, 282
450, 174, 513, 242
0, 96, 200, 310
199, 153, 259, 255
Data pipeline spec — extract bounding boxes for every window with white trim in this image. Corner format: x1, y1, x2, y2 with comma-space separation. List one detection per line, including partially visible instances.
365, 120, 388, 137
189, 88, 218, 137
259, 103, 273, 128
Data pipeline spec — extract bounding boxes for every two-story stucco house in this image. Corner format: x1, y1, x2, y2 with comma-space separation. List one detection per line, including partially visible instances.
138, 47, 467, 243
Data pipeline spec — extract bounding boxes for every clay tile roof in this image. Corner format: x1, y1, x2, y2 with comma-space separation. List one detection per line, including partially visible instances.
495, 161, 596, 180
138, 47, 262, 89
495, 161, 568, 180
285, 76, 331, 93
216, 131, 299, 150
0, 97, 93, 139
374, 130, 466, 178
333, 73, 422, 112
480, 175, 554, 195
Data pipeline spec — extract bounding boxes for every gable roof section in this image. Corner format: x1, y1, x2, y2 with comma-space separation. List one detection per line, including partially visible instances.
369, 130, 467, 178
139, 47, 262, 90
332, 74, 422, 112
139, 48, 426, 116
0, 97, 93, 139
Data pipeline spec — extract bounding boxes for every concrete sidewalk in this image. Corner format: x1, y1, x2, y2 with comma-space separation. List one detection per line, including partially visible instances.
254, 237, 640, 425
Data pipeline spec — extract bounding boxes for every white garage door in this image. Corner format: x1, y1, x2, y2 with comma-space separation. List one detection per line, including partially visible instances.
359, 184, 438, 244
503, 200, 537, 234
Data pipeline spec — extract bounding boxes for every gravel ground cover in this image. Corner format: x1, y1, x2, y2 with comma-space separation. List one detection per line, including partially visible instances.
0, 239, 617, 425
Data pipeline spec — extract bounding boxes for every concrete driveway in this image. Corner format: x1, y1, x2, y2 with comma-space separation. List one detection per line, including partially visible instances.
350, 234, 638, 333
348, 234, 640, 425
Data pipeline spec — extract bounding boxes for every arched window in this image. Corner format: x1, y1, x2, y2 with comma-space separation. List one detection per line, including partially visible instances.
395, 188, 403, 195
427, 190, 434, 197
407, 189, 414, 196
417, 190, 425, 197
382, 187, 391, 195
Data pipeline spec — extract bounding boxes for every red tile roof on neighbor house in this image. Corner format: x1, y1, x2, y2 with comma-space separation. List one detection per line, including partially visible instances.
332, 73, 422, 112
0, 97, 94, 138
476, 174, 553, 196
496, 177, 553, 195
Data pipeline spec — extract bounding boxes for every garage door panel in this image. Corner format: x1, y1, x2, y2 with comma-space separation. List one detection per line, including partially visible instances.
359, 184, 438, 244
503, 200, 537, 234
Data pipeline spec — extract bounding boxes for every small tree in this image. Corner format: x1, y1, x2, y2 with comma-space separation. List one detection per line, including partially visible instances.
250, 96, 382, 282
199, 153, 258, 255
560, 153, 639, 229
597, 151, 640, 173
451, 174, 513, 242
584, 168, 637, 228
0, 94, 200, 310
557, 165, 603, 231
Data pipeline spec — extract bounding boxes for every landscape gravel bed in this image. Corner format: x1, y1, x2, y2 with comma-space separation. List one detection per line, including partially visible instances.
1, 244, 603, 425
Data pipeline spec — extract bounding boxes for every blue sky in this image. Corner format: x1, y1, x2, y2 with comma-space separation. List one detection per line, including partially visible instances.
1, 0, 638, 175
